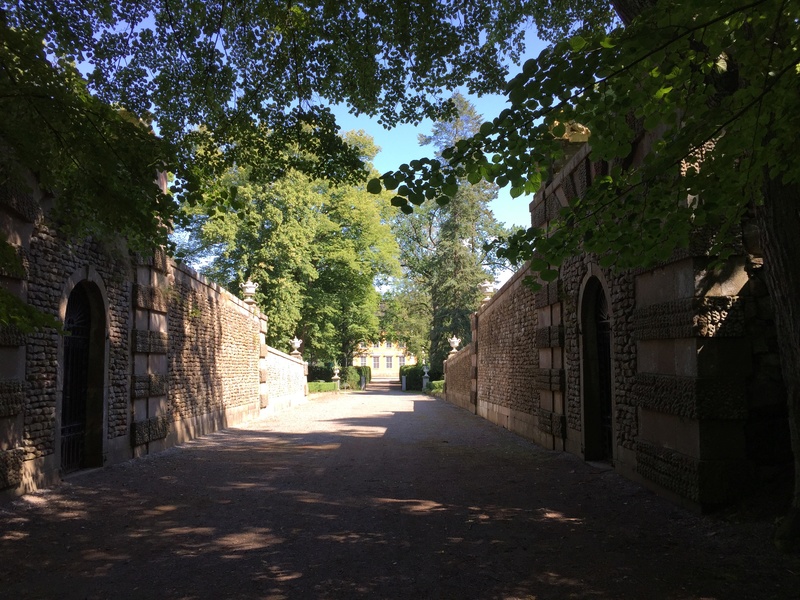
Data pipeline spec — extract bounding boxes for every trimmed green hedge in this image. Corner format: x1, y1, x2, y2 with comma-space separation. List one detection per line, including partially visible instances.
343, 365, 371, 389
428, 380, 444, 393
308, 381, 337, 393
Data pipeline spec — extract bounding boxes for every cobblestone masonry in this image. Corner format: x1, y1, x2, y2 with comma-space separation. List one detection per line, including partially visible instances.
265, 347, 306, 407
168, 264, 261, 421
25, 223, 131, 460
2, 179, 307, 493
475, 265, 539, 416
444, 344, 473, 410
442, 139, 786, 508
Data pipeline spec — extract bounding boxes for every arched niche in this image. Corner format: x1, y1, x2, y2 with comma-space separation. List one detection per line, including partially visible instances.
57, 267, 109, 474
578, 266, 615, 463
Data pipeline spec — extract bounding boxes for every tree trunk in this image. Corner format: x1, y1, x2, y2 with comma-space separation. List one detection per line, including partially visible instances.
755, 175, 800, 552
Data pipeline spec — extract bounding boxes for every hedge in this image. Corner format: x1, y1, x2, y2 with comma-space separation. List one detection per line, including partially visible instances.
399, 365, 442, 391
308, 381, 337, 393
428, 380, 444, 393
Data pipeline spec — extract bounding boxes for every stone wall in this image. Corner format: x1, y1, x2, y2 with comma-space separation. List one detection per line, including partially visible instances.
262, 347, 308, 414
443, 343, 473, 412
1, 179, 308, 496
473, 265, 542, 445
440, 141, 789, 510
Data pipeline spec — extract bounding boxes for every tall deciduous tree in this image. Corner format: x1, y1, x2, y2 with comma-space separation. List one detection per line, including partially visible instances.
177, 131, 399, 364
371, 0, 800, 549
388, 94, 512, 372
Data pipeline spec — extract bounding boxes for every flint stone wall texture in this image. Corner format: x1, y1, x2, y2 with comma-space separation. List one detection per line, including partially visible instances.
168, 263, 261, 421
443, 344, 473, 411
264, 347, 307, 408
441, 141, 787, 510
24, 223, 132, 461
2, 180, 306, 493
474, 265, 539, 416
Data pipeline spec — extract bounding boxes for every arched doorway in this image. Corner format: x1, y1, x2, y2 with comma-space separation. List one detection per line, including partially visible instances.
581, 277, 613, 463
60, 282, 106, 473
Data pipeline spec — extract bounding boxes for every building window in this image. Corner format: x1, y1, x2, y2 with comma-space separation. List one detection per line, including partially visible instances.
398, 355, 405, 367
361, 356, 367, 366
373, 356, 380, 369
385, 341, 393, 348
359, 342, 366, 349
385, 355, 393, 369
373, 341, 380, 348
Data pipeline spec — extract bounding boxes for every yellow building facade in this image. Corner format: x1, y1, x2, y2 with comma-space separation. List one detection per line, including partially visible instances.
353, 341, 417, 380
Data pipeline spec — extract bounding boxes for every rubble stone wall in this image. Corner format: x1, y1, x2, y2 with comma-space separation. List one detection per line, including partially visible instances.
1, 180, 307, 495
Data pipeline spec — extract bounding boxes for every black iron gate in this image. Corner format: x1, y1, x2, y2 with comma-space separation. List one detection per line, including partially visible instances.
61, 286, 91, 473
595, 291, 613, 462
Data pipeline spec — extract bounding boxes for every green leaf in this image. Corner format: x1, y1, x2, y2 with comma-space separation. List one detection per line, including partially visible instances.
442, 182, 458, 196
540, 269, 559, 282
569, 35, 587, 52
382, 174, 398, 190
390, 196, 407, 207
366, 178, 382, 194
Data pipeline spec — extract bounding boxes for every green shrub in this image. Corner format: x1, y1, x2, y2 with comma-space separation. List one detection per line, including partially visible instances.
400, 365, 424, 390
340, 365, 371, 389
308, 381, 337, 393
308, 365, 333, 381
428, 380, 444, 393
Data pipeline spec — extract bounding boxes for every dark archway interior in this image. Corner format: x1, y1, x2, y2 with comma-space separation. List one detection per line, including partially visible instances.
582, 278, 613, 463
61, 282, 106, 473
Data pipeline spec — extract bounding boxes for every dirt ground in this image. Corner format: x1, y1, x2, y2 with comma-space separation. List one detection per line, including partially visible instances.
1, 383, 798, 600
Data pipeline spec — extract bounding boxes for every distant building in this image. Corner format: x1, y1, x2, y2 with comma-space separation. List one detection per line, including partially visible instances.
353, 341, 416, 379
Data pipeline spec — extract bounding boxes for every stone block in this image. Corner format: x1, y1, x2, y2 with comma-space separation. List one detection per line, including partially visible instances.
131, 415, 171, 447
630, 373, 748, 420
0, 379, 24, 418
0, 325, 26, 347
633, 296, 744, 340
0, 447, 25, 490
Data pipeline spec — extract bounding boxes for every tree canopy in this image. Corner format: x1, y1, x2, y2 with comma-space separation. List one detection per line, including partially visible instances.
176, 130, 399, 364
370, 0, 798, 277
1, 0, 610, 255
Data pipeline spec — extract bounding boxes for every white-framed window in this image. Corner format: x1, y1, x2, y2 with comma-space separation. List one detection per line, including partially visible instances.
359, 342, 366, 349
373, 356, 380, 369
398, 355, 405, 367
385, 341, 393, 348
373, 341, 380, 348
385, 355, 393, 369
360, 356, 367, 366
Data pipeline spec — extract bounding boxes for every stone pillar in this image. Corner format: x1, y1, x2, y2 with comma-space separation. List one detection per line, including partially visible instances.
130, 248, 171, 458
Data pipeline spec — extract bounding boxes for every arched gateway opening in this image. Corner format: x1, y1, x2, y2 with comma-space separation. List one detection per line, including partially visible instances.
581, 277, 613, 463
60, 282, 106, 473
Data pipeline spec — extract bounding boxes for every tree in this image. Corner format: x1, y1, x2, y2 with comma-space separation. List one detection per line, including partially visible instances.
379, 282, 432, 361
0, 1, 612, 250
371, 0, 800, 549
387, 94, 512, 372
177, 131, 399, 364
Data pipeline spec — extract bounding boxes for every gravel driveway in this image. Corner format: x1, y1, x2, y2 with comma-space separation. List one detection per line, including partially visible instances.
1, 384, 798, 599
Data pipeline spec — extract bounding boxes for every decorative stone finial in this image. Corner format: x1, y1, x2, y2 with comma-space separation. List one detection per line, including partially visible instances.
447, 335, 461, 354
242, 280, 258, 305
479, 280, 494, 304
290, 336, 302, 356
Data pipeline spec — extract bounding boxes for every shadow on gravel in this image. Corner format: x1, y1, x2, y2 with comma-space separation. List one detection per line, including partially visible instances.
1, 396, 797, 600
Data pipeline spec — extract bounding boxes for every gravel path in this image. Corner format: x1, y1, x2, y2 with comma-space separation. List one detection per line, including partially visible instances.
1, 384, 798, 599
